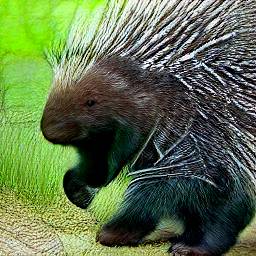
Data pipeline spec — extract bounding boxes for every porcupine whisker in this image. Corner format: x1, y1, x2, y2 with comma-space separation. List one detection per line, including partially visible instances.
154, 141, 196, 166
188, 175, 218, 188
170, 147, 197, 161
153, 140, 164, 159
154, 131, 189, 165
130, 171, 195, 180
154, 118, 195, 165
130, 173, 191, 184
129, 168, 194, 179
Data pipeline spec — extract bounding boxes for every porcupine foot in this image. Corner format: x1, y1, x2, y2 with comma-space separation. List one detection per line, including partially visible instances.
169, 243, 211, 256
167, 200, 253, 256
96, 207, 156, 246
168, 216, 213, 256
97, 183, 160, 246
63, 169, 97, 209
96, 226, 144, 246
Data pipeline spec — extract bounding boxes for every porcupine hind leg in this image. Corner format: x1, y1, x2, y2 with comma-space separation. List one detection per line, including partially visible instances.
168, 174, 255, 256
168, 211, 236, 256
96, 182, 167, 246
170, 200, 255, 256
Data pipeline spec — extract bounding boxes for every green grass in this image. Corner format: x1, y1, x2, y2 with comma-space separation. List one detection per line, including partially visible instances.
0, 122, 73, 203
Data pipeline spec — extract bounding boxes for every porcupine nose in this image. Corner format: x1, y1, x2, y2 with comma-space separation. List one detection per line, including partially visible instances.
41, 112, 80, 145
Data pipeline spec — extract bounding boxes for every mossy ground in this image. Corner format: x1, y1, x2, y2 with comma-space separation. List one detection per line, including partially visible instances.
0, 188, 255, 256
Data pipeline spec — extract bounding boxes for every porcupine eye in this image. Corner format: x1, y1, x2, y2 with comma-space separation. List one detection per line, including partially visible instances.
85, 100, 96, 107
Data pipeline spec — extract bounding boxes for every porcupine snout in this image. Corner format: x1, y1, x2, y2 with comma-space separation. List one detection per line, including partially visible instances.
41, 107, 80, 145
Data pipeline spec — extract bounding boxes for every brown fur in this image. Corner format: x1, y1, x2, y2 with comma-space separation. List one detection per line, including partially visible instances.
41, 56, 191, 146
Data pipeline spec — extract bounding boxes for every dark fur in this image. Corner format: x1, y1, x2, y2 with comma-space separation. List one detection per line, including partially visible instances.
41, 56, 255, 256
96, 162, 254, 256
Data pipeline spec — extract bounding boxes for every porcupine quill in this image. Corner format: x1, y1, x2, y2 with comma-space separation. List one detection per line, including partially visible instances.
47, 0, 256, 188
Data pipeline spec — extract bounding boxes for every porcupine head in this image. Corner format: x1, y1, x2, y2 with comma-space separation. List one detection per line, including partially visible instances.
41, 45, 192, 204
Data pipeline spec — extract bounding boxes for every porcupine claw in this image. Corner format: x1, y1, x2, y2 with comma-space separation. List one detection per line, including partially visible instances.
169, 243, 212, 256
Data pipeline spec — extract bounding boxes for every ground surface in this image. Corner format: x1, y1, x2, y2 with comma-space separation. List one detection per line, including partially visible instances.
0, 189, 255, 256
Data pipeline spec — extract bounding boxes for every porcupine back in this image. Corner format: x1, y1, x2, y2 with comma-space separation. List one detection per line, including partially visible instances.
48, 0, 256, 190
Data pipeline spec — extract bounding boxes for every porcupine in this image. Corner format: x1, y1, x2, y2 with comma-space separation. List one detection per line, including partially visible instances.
41, 0, 256, 255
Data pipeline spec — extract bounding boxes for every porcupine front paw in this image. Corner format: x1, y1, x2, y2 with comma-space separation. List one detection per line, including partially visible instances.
96, 225, 143, 246
169, 243, 212, 256
63, 169, 97, 209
